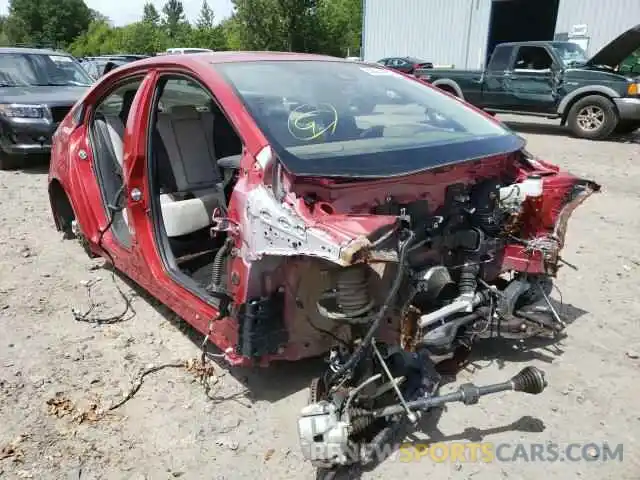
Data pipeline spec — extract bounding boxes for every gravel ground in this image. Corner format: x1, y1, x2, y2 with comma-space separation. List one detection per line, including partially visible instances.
1, 116, 639, 480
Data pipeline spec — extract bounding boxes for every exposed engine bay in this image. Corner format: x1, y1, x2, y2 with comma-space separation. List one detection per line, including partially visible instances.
215, 148, 600, 471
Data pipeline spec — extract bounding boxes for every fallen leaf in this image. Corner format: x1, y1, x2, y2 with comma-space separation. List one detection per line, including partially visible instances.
264, 448, 275, 461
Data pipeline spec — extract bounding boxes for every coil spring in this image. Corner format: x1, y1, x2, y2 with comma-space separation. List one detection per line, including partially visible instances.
335, 264, 375, 317
458, 263, 480, 296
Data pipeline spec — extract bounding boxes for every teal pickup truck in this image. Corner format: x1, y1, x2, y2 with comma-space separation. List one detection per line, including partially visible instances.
416, 24, 640, 140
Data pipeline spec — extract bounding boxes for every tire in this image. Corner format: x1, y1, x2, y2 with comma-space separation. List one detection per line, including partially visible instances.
566, 95, 618, 140
614, 120, 640, 134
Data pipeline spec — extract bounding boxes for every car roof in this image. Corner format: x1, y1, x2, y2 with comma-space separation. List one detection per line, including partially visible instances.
126, 51, 345, 66
0, 46, 71, 56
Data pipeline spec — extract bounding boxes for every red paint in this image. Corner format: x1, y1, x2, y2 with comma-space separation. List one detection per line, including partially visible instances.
48, 53, 597, 367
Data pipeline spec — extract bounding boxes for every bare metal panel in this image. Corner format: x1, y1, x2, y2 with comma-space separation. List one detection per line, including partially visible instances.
554, 0, 640, 56
363, 0, 492, 69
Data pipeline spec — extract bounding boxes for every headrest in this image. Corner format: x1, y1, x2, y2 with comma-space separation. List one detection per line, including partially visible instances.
170, 105, 201, 120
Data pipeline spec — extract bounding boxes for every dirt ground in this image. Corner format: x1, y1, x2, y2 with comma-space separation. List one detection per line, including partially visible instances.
1, 116, 639, 480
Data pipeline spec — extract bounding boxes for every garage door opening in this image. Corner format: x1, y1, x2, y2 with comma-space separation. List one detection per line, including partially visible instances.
485, 0, 560, 66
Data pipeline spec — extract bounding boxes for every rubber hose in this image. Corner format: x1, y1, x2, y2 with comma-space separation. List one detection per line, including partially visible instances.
210, 238, 233, 290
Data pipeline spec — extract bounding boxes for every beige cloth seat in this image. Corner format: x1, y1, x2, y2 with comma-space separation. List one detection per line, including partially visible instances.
96, 105, 226, 238
154, 105, 226, 238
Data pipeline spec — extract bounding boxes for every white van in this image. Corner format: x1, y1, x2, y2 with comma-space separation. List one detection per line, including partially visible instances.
164, 48, 213, 54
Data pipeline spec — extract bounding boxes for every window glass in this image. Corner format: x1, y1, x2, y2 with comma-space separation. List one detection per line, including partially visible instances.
96, 80, 142, 122
217, 60, 509, 164
159, 78, 212, 112
488, 46, 514, 71
0, 53, 93, 87
514, 46, 553, 70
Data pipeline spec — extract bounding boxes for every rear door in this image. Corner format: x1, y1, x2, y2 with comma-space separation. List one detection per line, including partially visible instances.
482, 44, 515, 108
82, 70, 156, 258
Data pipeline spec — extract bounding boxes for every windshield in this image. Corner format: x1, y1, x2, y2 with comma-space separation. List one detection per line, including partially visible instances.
551, 42, 589, 67
0, 53, 94, 87
216, 60, 516, 176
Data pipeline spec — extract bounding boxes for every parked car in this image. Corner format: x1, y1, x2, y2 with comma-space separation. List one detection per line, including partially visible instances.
48, 52, 598, 468
377, 56, 434, 74
0, 47, 94, 169
164, 48, 214, 54
415, 24, 640, 140
80, 55, 150, 79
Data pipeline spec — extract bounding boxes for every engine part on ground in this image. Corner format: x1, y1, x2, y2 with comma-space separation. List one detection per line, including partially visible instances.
299, 366, 547, 468
368, 365, 547, 418
371, 339, 418, 423
298, 401, 354, 468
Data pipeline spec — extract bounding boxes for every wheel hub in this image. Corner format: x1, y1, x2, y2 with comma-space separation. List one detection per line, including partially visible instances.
577, 105, 604, 131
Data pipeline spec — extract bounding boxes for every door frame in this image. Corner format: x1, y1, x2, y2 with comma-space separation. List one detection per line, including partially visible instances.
85, 72, 153, 251
126, 68, 250, 310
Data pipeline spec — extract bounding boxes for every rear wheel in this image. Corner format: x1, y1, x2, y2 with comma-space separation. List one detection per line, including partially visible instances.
567, 95, 618, 140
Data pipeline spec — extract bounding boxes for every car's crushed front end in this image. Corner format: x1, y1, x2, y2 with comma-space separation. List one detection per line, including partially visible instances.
222, 144, 598, 469
207, 58, 600, 470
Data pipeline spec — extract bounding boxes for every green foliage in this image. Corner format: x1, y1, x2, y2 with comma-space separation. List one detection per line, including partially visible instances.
142, 2, 161, 26
1, 0, 363, 59
162, 0, 188, 38
6, 0, 92, 47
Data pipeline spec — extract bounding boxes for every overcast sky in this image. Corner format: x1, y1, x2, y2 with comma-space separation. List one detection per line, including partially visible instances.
0, 0, 234, 26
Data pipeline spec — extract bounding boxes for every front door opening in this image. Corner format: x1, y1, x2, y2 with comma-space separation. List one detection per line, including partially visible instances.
147, 75, 244, 297
485, 0, 560, 66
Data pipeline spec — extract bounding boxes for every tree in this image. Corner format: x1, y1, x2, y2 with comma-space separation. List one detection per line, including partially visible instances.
189, 0, 225, 50
219, 15, 242, 50
90, 8, 110, 24
142, 2, 161, 26
196, 0, 215, 29
7, 0, 92, 47
230, 0, 285, 51
122, 21, 168, 54
162, 0, 187, 38
316, 0, 362, 57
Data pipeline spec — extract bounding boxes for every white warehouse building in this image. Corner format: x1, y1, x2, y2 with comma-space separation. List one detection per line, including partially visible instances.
362, 0, 640, 68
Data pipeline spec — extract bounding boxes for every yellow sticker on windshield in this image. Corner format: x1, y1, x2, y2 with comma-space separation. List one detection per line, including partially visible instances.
287, 103, 339, 141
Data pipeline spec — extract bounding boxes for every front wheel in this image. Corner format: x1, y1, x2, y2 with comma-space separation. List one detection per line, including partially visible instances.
566, 95, 618, 140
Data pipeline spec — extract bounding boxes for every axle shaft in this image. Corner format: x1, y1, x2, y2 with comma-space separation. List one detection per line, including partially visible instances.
371, 366, 547, 418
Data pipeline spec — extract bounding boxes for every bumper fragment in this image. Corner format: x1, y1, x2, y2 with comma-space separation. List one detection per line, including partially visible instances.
614, 97, 640, 121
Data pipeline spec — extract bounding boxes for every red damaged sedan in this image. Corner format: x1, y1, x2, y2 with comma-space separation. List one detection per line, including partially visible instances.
48, 52, 599, 469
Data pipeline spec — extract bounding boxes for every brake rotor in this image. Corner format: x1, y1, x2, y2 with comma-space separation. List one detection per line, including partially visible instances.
309, 377, 327, 403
